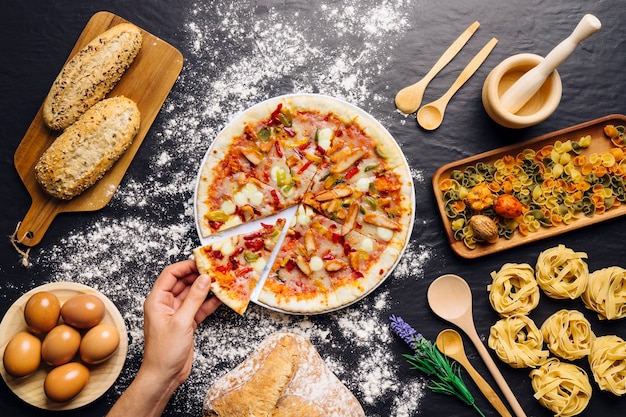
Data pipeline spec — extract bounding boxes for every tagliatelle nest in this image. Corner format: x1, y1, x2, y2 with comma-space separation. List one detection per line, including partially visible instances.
488, 315, 549, 368
588, 335, 626, 396
535, 244, 589, 299
488, 262, 540, 317
540, 309, 595, 361
530, 358, 592, 417
581, 266, 626, 320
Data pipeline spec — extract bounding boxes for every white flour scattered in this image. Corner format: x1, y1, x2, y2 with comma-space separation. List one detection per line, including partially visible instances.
25, 0, 433, 415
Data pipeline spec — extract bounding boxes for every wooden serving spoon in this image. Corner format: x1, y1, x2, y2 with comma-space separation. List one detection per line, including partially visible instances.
427, 274, 527, 417
436, 329, 512, 417
394, 21, 480, 114
416, 37, 498, 130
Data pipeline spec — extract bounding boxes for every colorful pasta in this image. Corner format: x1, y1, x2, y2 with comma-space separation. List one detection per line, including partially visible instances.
488, 263, 539, 317
540, 309, 595, 361
439, 126, 626, 249
535, 244, 589, 299
488, 315, 549, 368
581, 266, 626, 320
530, 358, 592, 417
588, 335, 626, 396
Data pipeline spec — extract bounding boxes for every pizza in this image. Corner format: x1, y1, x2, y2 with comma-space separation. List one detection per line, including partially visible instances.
193, 218, 286, 315
194, 94, 414, 314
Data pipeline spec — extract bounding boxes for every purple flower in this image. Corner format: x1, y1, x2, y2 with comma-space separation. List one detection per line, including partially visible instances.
389, 314, 422, 349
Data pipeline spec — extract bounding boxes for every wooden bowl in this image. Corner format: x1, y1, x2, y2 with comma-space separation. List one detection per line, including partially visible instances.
482, 53, 562, 129
0, 282, 128, 410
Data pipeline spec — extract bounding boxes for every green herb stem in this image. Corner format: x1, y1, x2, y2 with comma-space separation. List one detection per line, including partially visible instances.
390, 315, 485, 417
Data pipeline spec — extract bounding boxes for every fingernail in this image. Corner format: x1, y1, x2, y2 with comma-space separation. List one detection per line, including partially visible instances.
197, 274, 210, 290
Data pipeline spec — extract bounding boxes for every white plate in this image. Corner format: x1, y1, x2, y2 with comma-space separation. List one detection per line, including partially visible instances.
194, 94, 415, 314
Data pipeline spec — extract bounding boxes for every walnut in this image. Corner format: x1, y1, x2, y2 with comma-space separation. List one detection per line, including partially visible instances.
469, 215, 499, 243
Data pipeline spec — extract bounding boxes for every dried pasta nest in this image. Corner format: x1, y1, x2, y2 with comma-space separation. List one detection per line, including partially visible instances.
535, 244, 589, 299
588, 335, 626, 396
530, 358, 592, 417
488, 314, 549, 368
581, 266, 626, 320
540, 309, 595, 361
488, 263, 539, 317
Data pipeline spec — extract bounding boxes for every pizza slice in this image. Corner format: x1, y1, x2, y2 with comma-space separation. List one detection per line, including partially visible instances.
259, 205, 402, 313
206, 103, 331, 207
303, 114, 413, 241
306, 159, 413, 247
330, 224, 401, 306
196, 161, 287, 237
193, 218, 286, 315
258, 206, 343, 313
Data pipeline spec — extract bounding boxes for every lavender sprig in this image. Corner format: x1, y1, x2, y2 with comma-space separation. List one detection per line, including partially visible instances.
390, 315, 485, 417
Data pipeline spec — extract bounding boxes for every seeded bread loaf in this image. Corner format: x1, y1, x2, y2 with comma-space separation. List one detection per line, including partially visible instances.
35, 96, 140, 200
203, 332, 365, 417
43, 22, 142, 131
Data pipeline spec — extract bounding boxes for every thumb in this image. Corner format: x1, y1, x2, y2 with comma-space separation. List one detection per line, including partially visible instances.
177, 274, 212, 322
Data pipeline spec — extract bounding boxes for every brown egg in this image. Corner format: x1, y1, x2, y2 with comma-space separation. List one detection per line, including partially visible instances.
41, 324, 81, 366
24, 291, 61, 335
2, 331, 41, 377
79, 323, 120, 364
61, 294, 105, 329
44, 362, 89, 402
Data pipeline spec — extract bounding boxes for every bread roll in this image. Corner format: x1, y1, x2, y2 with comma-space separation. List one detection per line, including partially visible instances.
35, 96, 140, 200
203, 332, 365, 417
43, 23, 142, 131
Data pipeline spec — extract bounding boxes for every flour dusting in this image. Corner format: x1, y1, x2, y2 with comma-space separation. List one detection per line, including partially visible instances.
27, 1, 432, 416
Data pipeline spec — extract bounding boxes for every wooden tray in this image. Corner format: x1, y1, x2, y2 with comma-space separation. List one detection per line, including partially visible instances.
433, 114, 626, 259
13, 11, 184, 247
0, 282, 128, 410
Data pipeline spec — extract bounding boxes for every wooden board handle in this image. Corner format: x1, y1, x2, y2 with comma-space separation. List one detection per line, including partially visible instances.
16, 200, 60, 247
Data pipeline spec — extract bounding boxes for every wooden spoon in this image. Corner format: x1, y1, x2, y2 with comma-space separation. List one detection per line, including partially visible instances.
436, 329, 512, 417
394, 21, 480, 114
427, 274, 527, 417
499, 14, 601, 114
417, 37, 498, 130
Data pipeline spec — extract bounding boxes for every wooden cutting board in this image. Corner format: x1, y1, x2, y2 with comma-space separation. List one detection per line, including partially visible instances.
13, 11, 184, 247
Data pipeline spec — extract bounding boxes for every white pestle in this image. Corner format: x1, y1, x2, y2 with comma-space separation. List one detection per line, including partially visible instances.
500, 14, 601, 114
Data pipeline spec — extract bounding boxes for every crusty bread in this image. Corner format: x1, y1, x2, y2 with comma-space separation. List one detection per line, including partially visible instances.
43, 22, 142, 131
208, 334, 298, 417
35, 96, 140, 200
203, 332, 365, 417
272, 395, 324, 417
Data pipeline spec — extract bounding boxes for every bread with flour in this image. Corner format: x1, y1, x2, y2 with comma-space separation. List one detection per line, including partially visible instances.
203, 332, 365, 417
43, 22, 142, 131
35, 96, 140, 200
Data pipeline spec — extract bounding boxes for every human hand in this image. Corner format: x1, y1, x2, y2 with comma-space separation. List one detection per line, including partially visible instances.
106, 260, 221, 417
141, 260, 221, 390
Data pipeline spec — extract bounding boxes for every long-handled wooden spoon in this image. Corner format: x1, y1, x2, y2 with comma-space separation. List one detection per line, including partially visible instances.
427, 274, 527, 417
395, 21, 480, 114
436, 329, 512, 417
417, 37, 498, 130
